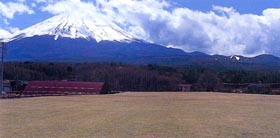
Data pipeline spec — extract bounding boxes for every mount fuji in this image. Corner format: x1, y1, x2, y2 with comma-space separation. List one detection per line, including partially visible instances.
5, 13, 187, 62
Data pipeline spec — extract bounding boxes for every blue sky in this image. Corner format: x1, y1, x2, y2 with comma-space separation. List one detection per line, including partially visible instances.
173, 0, 280, 14
0, 0, 280, 57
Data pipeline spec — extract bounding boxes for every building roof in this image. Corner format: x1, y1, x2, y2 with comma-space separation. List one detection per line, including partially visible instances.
23, 81, 104, 95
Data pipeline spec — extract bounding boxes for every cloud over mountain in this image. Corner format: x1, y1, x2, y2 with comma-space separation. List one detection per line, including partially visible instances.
94, 0, 280, 57
0, 29, 11, 39
41, 0, 98, 17
2, 0, 280, 57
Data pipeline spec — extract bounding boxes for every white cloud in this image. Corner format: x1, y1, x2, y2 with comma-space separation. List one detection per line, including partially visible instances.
0, 28, 12, 39
9, 27, 20, 34
39, 0, 280, 57
94, 0, 280, 57
0, 1, 34, 19
18, 0, 26, 3
3, 19, 9, 25
41, 0, 98, 18
212, 5, 237, 16
31, 3, 37, 8
35, 0, 55, 3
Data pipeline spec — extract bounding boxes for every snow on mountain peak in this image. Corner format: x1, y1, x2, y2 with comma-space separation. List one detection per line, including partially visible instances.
12, 13, 137, 42
230, 55, 240, 61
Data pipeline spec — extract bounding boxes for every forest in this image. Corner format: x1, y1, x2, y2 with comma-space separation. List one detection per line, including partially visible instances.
5, 62, 280, 93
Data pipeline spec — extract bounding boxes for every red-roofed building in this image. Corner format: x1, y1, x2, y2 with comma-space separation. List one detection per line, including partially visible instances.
23, 81, 104, 96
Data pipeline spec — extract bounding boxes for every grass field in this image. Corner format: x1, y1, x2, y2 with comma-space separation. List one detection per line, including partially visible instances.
1, 92, 280, 138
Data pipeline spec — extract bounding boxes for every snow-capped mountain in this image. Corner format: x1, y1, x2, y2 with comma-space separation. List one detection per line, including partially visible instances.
11, 14, 136, 42
5, 14, 187, 62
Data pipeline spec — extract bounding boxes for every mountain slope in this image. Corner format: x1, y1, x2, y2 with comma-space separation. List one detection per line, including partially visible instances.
5, 35, 280, 71
6, 34, 280, 71
6, 35, 187, 62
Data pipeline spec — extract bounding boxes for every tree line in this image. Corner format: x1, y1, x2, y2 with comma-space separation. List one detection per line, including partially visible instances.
5, 62, 280, 92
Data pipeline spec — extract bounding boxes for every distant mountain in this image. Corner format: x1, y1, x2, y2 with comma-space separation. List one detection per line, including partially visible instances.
5, 35, 280, 71
191, 54, 280, 71
3, 14, 280, 71
251, 54, 280, 65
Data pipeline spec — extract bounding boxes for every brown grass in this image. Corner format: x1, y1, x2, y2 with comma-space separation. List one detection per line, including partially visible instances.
1, 92, 280, 138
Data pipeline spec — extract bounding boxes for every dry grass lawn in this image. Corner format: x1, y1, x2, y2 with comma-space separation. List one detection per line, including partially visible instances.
1, 92, 280, 138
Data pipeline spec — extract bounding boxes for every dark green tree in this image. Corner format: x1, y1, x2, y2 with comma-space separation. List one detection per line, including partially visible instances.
195, 71, 221, 91
100, 81, 111, 94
